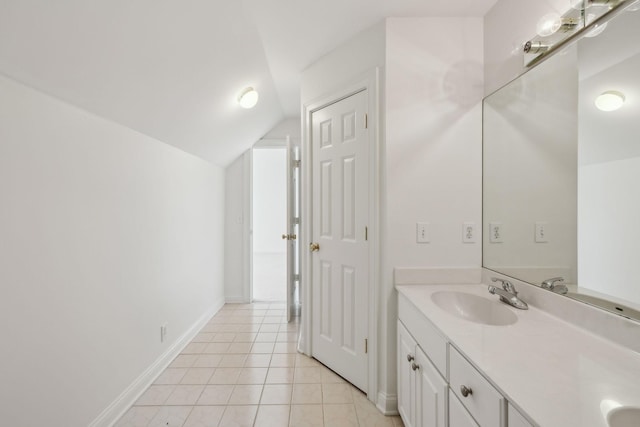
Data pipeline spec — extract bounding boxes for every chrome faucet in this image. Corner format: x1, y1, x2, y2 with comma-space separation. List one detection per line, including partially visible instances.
541, 277, 568, 295
488, 278, 529, 310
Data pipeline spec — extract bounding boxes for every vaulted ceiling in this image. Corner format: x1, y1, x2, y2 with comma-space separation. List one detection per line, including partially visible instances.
0, 0, 497, 166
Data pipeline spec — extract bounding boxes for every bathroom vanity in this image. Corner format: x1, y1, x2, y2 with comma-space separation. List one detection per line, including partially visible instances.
396, 279, 640, 427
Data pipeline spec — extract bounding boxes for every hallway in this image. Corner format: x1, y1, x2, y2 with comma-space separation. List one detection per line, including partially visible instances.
115, 302, 403, 427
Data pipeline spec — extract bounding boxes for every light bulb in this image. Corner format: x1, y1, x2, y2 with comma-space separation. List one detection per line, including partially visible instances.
585, 13, 608, 37
594, 91, 625, 111
238, 87, 259, 109
536, 13, 562, 36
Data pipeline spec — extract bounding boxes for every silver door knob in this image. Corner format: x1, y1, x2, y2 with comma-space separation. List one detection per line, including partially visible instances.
310, 242, 320, 252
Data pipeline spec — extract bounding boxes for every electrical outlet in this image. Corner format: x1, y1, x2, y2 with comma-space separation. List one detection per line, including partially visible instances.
160, 324, 168, 343
489, 222, 503, 243
462, 222, 477, 243
416, 222, 430, 243
535, 222, 548, 243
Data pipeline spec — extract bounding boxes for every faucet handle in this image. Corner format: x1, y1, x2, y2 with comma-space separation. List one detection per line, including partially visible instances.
541, 277, 564, 290
491, 277, 516, 295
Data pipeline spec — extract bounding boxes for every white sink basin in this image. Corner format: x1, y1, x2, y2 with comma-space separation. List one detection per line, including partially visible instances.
607, 407, 640, 427
431, 291, 518, 326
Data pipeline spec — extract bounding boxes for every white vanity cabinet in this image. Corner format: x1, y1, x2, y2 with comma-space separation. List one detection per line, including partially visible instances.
398, 291, 532, 427
398, 320, 448, 427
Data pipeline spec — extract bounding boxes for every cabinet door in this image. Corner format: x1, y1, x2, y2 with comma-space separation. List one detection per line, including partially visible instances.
449, 389, 479, 427
415, 347, 447, 427
397, 321, 416, 427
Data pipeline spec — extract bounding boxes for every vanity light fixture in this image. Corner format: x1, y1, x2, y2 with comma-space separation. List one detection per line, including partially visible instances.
238, 87, 259, 109
595, 90, 625, 111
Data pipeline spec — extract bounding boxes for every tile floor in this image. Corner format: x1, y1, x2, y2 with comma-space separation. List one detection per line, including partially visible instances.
115, 302, 404, 427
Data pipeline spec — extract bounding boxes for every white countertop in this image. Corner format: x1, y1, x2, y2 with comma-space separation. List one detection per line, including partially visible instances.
396, 283, 640, 427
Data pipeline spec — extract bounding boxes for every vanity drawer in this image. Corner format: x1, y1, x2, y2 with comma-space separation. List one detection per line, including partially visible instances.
449, 346, 505, 427
398, 293, 447, 377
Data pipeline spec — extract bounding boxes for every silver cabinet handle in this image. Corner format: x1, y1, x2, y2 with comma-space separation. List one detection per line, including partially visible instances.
407, 354, 415, 362
460, 385, 473, 397
411, 362, 420, 371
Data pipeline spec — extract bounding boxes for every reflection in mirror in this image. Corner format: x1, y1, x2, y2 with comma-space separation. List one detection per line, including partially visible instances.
483, 4, 640, 321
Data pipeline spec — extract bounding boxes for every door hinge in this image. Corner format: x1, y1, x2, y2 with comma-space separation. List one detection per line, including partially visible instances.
365, 338, 368, 354
293, 217, 300, 225
293, 159, 301, 168
364, 113, 368, 129
365, 226, 368, 241
294, 274, 300, 282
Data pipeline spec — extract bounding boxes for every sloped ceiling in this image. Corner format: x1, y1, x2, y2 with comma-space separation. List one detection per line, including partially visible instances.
0, 0, 497, 167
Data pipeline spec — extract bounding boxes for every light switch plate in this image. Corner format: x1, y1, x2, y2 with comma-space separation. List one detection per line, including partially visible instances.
416, 222, 430, 243
535, 222, 548, 243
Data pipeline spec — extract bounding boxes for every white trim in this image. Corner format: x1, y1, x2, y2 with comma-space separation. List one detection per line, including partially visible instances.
224, 296, 247, 304
300, 67, 381, 403
376, 391, 399, 416
243, 150, 253, 303
89, 298, 225, 427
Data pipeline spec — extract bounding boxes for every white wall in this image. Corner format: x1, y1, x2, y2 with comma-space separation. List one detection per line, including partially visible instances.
484, 0, 568, 95
0, 74, 225, 427
253, 148, 287, 253
224, 153, 250, 303
383, 16, 484, 405
300, 17, 483, 411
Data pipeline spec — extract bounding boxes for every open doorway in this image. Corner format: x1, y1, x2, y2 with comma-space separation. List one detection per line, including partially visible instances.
252, 147, 287, 301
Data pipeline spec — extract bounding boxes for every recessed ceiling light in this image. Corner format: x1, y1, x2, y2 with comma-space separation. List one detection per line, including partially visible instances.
238, 87, 259, 109
595, 91, 625, 111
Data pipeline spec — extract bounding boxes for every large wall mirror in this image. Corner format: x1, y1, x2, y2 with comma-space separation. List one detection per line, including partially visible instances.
483, 3, 640, 321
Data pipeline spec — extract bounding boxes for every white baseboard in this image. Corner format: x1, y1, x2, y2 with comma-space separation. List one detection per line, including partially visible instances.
224, 296, 247, 303
89, 298, 225, 427
376, 391, 398, 415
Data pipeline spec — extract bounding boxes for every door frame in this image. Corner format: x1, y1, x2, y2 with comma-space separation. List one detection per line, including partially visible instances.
299, 67, 381, 403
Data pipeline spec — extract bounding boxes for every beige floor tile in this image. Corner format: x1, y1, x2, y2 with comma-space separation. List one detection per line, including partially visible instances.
322, 404, 358, 427
392, 415, 405, 427
354, 401, 395, 427
260, 384, 293, 404
192, 333, 215, 343
289, 404, 324, 427
169, 355, 198, 368
295, 355, 321, 367
244, 354, 272, 367
322, 383, 354, 404
228, 384, 263, 405
237, 367, 268, 384
254, 405, 290, 427
259, 324, 280, 333
218, 354, 247, 368
183, 343, 207, 354
320, 368, 346, 384
154, 368, 188, 385
251, 342, 275, 354
197, 385, 234, 405
180, 368, 215, 385
276, 332, 298, 343
292, 384, 322, 404
237, 324, 261, 332
114, 406, 159, 427
148, 406, 193, 427
226, 342, 252, 354
165, 385, 205, 405
216, 324, 242, 333
266, 367, 294, 384
193, 355, 223, 368
204, 342, 231, 354
255, 332, 278, 342
270, 354, 296, 368
263, 316, 285, 324
294, 367, 323, 384
212, 333, 237, 343
273, 342, 297, 353
183, 406, 225, 427
209, 367, 241, 384
219, 405, 258, 427
234, 333, 257, 342
136, 385, 175, 405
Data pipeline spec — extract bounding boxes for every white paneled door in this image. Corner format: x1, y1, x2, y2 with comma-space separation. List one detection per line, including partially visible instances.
310, 90, 369, 392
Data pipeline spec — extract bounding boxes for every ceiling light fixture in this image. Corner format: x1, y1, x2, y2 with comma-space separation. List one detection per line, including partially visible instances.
238, 87, 259, 109
595, 90, 625, 111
